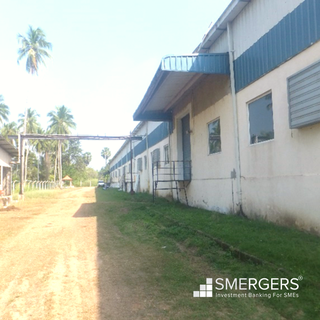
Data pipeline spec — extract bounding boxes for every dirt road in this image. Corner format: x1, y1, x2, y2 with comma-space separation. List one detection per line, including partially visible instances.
0, 187, 143, 320
0, 187, 291, 320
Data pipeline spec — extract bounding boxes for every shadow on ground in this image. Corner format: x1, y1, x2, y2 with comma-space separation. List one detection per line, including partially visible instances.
72, 188, 156, 320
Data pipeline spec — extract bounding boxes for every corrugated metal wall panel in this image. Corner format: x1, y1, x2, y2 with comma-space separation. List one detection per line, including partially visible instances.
234, 0, 320, 92
232, 0, 304, 59
288, 59, 320, 128
147, 122, 169, 148
133, 139, 146, 157
208, 31, 228, 54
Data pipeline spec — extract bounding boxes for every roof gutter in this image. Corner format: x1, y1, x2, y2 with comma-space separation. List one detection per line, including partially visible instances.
196, 0, 251, 53
133, 53, 230, 121
133, 63, 169, 121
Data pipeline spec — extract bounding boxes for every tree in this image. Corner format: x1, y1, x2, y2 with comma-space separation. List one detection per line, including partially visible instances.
32, 127, 50, 180
86, 167, 98, 180
61, 140, 93, 185
99, 163, 110, 181
47, 106, 76, 134
83, 152, 92, 166
47, 106, 76, 187
1, 121, 18, 143
17, 26, 52, 75
18, 108, 40, 181
18, 108, 40, 132
0, 95, 10, 126
17, 25, 52, 193
101, 147, 111, 165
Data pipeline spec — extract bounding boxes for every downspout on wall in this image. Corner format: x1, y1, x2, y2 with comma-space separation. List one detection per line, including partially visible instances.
227, 22, 244, 215
167, 121, 174, 200
146, 122, 150, 191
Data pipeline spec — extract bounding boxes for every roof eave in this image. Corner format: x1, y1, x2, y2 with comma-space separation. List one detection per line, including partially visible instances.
196, 0, 251, 53
133, 53, 230, 122
0, 136, 18, 158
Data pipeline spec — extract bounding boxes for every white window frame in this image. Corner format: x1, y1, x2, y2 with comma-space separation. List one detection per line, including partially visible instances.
164, 144, 169, 165
144, 155, 147, 170
208, 118, 221, 155
247, 91, 274, 145
137, 157, 143, 172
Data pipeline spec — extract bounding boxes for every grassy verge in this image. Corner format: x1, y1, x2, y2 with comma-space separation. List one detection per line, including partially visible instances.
12, 187, 57, 200
95, 188, 320, 320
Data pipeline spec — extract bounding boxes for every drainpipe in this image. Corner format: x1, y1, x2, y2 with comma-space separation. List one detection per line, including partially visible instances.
167, 121, 174, 199
146, 122, 150, 191
129, 132, 134, 194
227, 22, 243, 213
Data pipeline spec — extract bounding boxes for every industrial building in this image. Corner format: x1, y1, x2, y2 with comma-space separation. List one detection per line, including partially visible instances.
109, 0, 320, 233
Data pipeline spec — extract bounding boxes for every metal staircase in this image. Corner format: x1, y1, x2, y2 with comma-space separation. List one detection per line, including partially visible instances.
152, 160, 191, 205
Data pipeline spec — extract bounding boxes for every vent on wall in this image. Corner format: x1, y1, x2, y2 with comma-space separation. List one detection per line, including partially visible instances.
288, 60, 320, 129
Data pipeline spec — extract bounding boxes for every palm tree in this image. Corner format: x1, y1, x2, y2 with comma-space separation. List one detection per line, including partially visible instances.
101, 147, 111, 165
47, 106, 76, 134
17, 26, 52, 193
18, 108, 40, 132
32, 127, 50, 180
0, 95, 10, 126
47, 106, 76, 187
83, 152, 92, 166
17, 26, 52, 75
1, 121, 18, 143
18, 108, 40, 181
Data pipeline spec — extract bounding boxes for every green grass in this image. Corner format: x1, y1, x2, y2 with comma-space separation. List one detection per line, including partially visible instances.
95, 188, 320, 320
17, 188, 63, 199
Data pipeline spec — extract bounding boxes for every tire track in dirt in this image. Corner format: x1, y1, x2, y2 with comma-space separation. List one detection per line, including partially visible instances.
0, 188, 98, 320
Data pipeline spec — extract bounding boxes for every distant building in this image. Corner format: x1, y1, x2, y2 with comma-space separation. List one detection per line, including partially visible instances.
109, 121, 170, 195
110, 0, 320, 234
0, 136, 18, 204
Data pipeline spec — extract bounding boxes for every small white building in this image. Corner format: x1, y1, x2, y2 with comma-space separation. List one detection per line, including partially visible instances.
111, 0, 320, 234
0, 136, 18, 203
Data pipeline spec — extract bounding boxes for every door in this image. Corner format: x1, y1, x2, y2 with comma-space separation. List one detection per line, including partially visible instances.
181, 114, 191, 180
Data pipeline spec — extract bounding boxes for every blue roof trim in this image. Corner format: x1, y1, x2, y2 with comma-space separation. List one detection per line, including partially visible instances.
147, 122, 170, 148
133, 139, 147, 157
133, 53, 230, 121
135, 112, 172, 122
235, 0, 320, 92
161, 53, 230, 74
110, 123, 170, 172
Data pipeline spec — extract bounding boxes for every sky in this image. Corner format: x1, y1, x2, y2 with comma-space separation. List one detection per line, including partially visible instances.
0, 0, 231, 170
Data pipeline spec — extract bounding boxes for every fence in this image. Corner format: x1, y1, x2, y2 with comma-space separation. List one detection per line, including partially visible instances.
12, 180, 59, 194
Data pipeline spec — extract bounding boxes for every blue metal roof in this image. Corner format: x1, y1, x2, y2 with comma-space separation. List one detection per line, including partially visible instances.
133, 53, 229, 121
